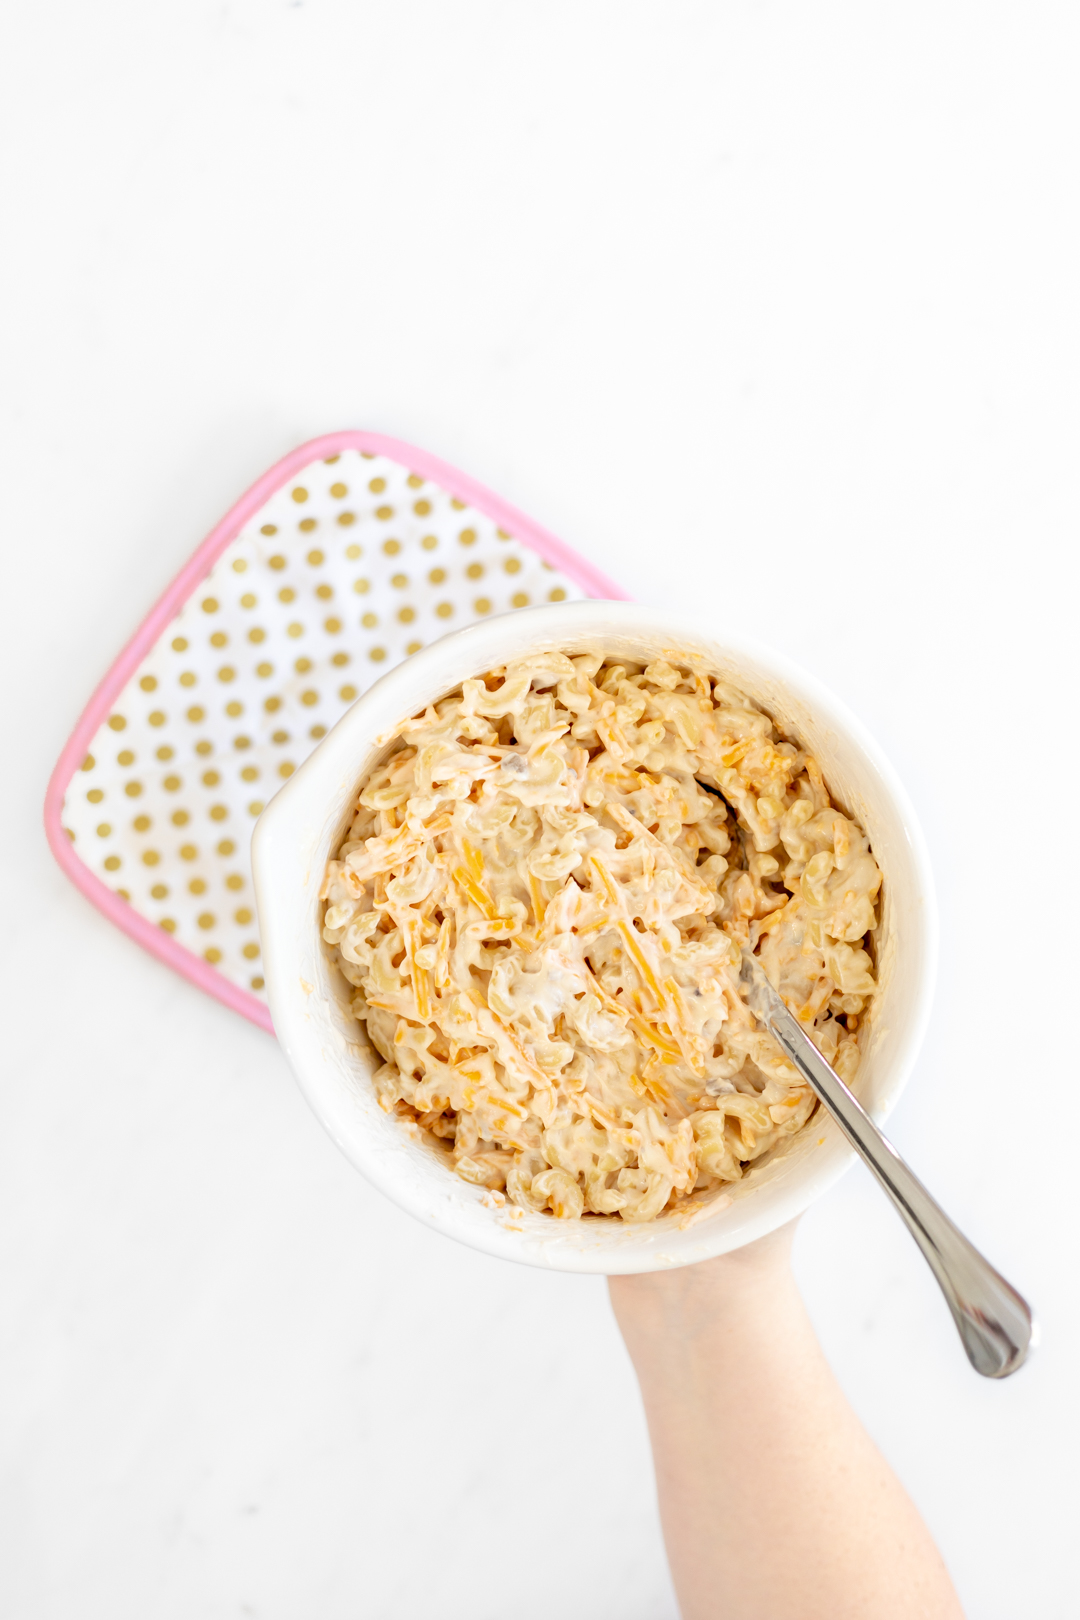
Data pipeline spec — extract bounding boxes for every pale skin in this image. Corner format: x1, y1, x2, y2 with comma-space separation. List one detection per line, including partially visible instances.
609, 1225, 965, 1620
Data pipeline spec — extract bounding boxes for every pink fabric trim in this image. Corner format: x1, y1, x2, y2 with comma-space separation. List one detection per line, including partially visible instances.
44, 430, 629, 1034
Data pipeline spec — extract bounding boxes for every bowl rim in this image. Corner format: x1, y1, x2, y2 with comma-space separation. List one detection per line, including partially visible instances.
253, 600, 938, 1272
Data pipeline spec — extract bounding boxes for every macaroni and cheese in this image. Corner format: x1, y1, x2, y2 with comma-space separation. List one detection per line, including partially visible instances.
321, 653, 881, 1223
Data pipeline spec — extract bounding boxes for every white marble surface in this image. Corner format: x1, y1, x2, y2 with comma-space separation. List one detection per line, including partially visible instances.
2, 4, 1078, 1616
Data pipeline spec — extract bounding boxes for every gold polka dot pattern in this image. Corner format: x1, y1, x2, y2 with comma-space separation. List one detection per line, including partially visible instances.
61, 450, 588, 1004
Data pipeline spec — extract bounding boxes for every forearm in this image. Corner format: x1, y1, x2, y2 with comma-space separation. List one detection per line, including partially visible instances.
610, 1229, 963, 1620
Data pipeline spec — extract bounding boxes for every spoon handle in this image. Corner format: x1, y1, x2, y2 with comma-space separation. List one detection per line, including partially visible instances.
739, 953, 1035, 1378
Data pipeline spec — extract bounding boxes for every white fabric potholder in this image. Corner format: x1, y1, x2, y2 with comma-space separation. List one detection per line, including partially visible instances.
46, 431, 626, 1031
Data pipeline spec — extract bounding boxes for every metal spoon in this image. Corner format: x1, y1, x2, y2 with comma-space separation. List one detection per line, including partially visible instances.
738, 949, 1035, 1379
692, 775, 1034, 1374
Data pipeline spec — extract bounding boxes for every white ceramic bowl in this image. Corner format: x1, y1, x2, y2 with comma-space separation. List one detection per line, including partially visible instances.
253, 601, 937, 1273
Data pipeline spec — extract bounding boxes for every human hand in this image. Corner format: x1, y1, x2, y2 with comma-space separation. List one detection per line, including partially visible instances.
607, 1220, 965, 1620
608, 1219, 799, 1371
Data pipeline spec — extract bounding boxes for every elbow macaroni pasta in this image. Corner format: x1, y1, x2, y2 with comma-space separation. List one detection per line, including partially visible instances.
321, 653, 882, 1223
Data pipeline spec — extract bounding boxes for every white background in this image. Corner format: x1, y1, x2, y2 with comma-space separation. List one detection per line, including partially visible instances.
2, 4, 1078, 1617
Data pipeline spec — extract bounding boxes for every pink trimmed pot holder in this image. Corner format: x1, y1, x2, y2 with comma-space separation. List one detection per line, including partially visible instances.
45, 431, 627, 1033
